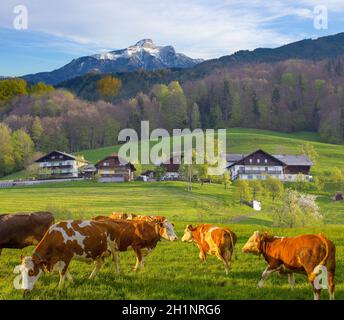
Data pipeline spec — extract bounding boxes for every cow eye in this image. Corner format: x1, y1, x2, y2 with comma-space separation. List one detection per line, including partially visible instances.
29, 270, 34, 277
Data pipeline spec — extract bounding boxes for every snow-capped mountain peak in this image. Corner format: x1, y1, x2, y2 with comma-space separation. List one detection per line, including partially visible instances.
23, 39, 204, 85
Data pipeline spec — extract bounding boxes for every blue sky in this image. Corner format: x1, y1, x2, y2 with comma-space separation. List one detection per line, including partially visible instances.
1, 0, 344, 76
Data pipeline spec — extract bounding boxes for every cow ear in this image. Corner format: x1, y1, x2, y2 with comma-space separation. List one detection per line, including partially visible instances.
187, 224, 193, 230
20, 254, 24, 261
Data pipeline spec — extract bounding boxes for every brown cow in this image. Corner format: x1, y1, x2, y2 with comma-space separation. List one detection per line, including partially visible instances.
181, 224, 237, 274
242, 231, 336, 300
93, 216, 177, 272
0, 212, 54, 255
110, 212, 172, 225
18, 220, 121, 291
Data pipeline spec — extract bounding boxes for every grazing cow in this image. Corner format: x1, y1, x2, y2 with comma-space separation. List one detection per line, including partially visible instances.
110, 212, 137, 220
110, 212, 172, 224
242, 231, 336, 300
18, 220, 122, 291
181, 224, 237, 274
0, 212, 54, 255
93, 216, 178, 271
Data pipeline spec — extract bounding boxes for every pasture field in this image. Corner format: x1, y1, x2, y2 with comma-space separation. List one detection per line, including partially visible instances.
0, 181, 344, 300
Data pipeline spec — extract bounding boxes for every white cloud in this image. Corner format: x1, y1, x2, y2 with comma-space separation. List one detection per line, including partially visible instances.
0, 0, 343, 59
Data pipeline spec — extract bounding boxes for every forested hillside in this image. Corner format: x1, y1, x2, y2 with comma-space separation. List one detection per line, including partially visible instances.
1, 33, 344, 178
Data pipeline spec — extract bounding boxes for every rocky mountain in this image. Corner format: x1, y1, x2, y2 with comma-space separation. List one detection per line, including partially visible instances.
58, 32, 344, 102
22, 39, 203, 85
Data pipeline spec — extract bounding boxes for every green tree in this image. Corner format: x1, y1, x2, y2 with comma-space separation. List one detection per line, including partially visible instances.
31, 117, 44, 149
209, 104, 223, 128
190, 103, 201, 129
249, 180, 264, 199
300, 143, 318, 165
230, 92, 242, 126
223, 171, 231, 191
11, 129, 34, 170
264, 176, 284, 201
154, 165, 166, 180
0, 124, 15, 176
236, 180, 252, 204
28, 82, 54, 95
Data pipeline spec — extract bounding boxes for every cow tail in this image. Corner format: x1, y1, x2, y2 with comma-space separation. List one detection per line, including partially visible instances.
310, 234, 330, 282
225, 229, 237, 260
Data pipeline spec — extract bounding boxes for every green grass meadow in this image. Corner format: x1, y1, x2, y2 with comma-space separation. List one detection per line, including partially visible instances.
0, 128, 344, 300
0, 181, 344, 300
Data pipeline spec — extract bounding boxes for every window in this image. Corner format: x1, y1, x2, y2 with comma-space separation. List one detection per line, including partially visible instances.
103, 162, 110, 167
59, 155, 63, 159
257, 159, 260, 164
51, 156, 55, 160
249, 159, 253, 164
265, 159, 268, 164
248, 175, 253, 180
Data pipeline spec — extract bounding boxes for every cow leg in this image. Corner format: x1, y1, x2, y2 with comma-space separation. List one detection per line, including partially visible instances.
113, 252, 121, 274
219, 250, 231, 275
89, 258, 104, 279
66, 270, 74, 283
312, 284, 321, 300
328, 272, 335, 300
108, 242, 121, 274
53, 260, 69, 290
258, 266, 279, 288
133, 249, 143, 272
140, 248, 151, 269
288, 273, 296, 289
199, 250, 206, 262
58, 272, 67, 289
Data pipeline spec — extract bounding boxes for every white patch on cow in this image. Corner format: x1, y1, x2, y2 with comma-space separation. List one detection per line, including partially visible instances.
50, 224, 86, 249
205, 227, 221, 255
162, 219, 178, 241
66, 220, 73, 229
53, 261, 66, 272
78, 221, 92, 228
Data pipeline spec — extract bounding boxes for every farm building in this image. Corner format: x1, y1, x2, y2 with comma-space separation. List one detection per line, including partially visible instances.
95, 153, 136, 182
35, 151, 88, 179
160, 153, 183, 180
227, 149, 313, 182
80, 164, 97, 179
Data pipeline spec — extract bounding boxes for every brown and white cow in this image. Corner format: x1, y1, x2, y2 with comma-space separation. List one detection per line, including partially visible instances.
93, 216, 177, 272
0, 212, 54, 256
181, 224, 237, 274
18, 220, 122, 291
242, 231, 336, 300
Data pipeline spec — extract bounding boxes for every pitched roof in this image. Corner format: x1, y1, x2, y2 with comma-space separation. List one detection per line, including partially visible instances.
274, 154, 313, 166
35, 150, 77, 162
226, 150, 313, 167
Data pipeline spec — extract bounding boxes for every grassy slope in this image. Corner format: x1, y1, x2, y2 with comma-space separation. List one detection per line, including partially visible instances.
2, 128, 344, 180
80, 128, 344, 176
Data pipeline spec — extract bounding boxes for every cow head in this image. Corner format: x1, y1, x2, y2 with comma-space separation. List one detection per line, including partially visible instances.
158, 219, 178, 241
242, 231, 269, 255
181, 225, 196, 242
19, 256, 44, 291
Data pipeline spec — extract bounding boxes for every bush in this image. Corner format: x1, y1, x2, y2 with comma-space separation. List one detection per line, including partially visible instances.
272, 189, 323, 228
